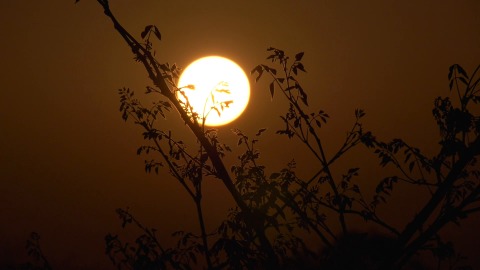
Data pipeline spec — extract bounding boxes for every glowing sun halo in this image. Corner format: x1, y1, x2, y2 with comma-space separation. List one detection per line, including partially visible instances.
177, 56, 250, 126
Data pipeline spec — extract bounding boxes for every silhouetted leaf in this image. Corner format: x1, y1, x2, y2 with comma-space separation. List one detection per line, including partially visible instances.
269, 81, 275, 99
448, 65, 455, 80
256, 128, 267, 136
223, 100, 233, 108
296, 62, 306, 73
211, 92, 215, 103
347, 167, 360, 175
141, 25, 153, 39
408, 162, 415, 172
153, 26, 161, 40
352, 184, 360, 193
456, 64, 469, 79
295, 52, 304, 61
213, 107, 221, 117
404, 153, 412, 163
270, 172, 280, 179
355, 108, 366, 119
296, 83, 308, 106
262, 64, 277, 75
376, 176, 398, 195
251, 65, 263, 82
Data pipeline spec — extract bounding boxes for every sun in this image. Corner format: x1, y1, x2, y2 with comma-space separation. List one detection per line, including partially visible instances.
177, 56, 250, 126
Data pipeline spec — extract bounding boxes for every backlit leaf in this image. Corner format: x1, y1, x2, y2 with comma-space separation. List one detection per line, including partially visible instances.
141, 25, 153, 39
256, 128, 267, 136
448, 65, 454, 80
456, 64, 469, 79
296, 62, 306, 72
269, 81, 275, 99
153, 26, 161, 40
295, 52, 304, 61
251, 65, 263, 82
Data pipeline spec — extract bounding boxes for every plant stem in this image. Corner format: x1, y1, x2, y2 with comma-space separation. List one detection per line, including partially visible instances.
384, 136, 480, 269
96, 1, 278, 267
195, 190, 213, 270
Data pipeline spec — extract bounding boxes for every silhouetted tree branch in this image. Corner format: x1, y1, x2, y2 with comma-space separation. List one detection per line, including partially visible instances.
65, 1, 480, 269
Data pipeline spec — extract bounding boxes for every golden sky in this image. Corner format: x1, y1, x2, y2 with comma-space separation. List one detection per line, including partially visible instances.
1, 0, 479, 268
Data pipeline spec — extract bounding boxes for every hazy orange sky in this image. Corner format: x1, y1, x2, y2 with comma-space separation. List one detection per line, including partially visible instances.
1, 1, 480, 269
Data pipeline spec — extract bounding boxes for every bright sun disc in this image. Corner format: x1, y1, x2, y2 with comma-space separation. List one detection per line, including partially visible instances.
177, 56, 250, 126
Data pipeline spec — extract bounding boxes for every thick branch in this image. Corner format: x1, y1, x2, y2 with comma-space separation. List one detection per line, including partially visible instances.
384, 135, 480, 268
95, 1, 278, 266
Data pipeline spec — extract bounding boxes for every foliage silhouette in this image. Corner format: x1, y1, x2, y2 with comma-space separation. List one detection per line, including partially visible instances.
14, 1, 477, 269
8, 233, 52, 270
82, 1, 480, 269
